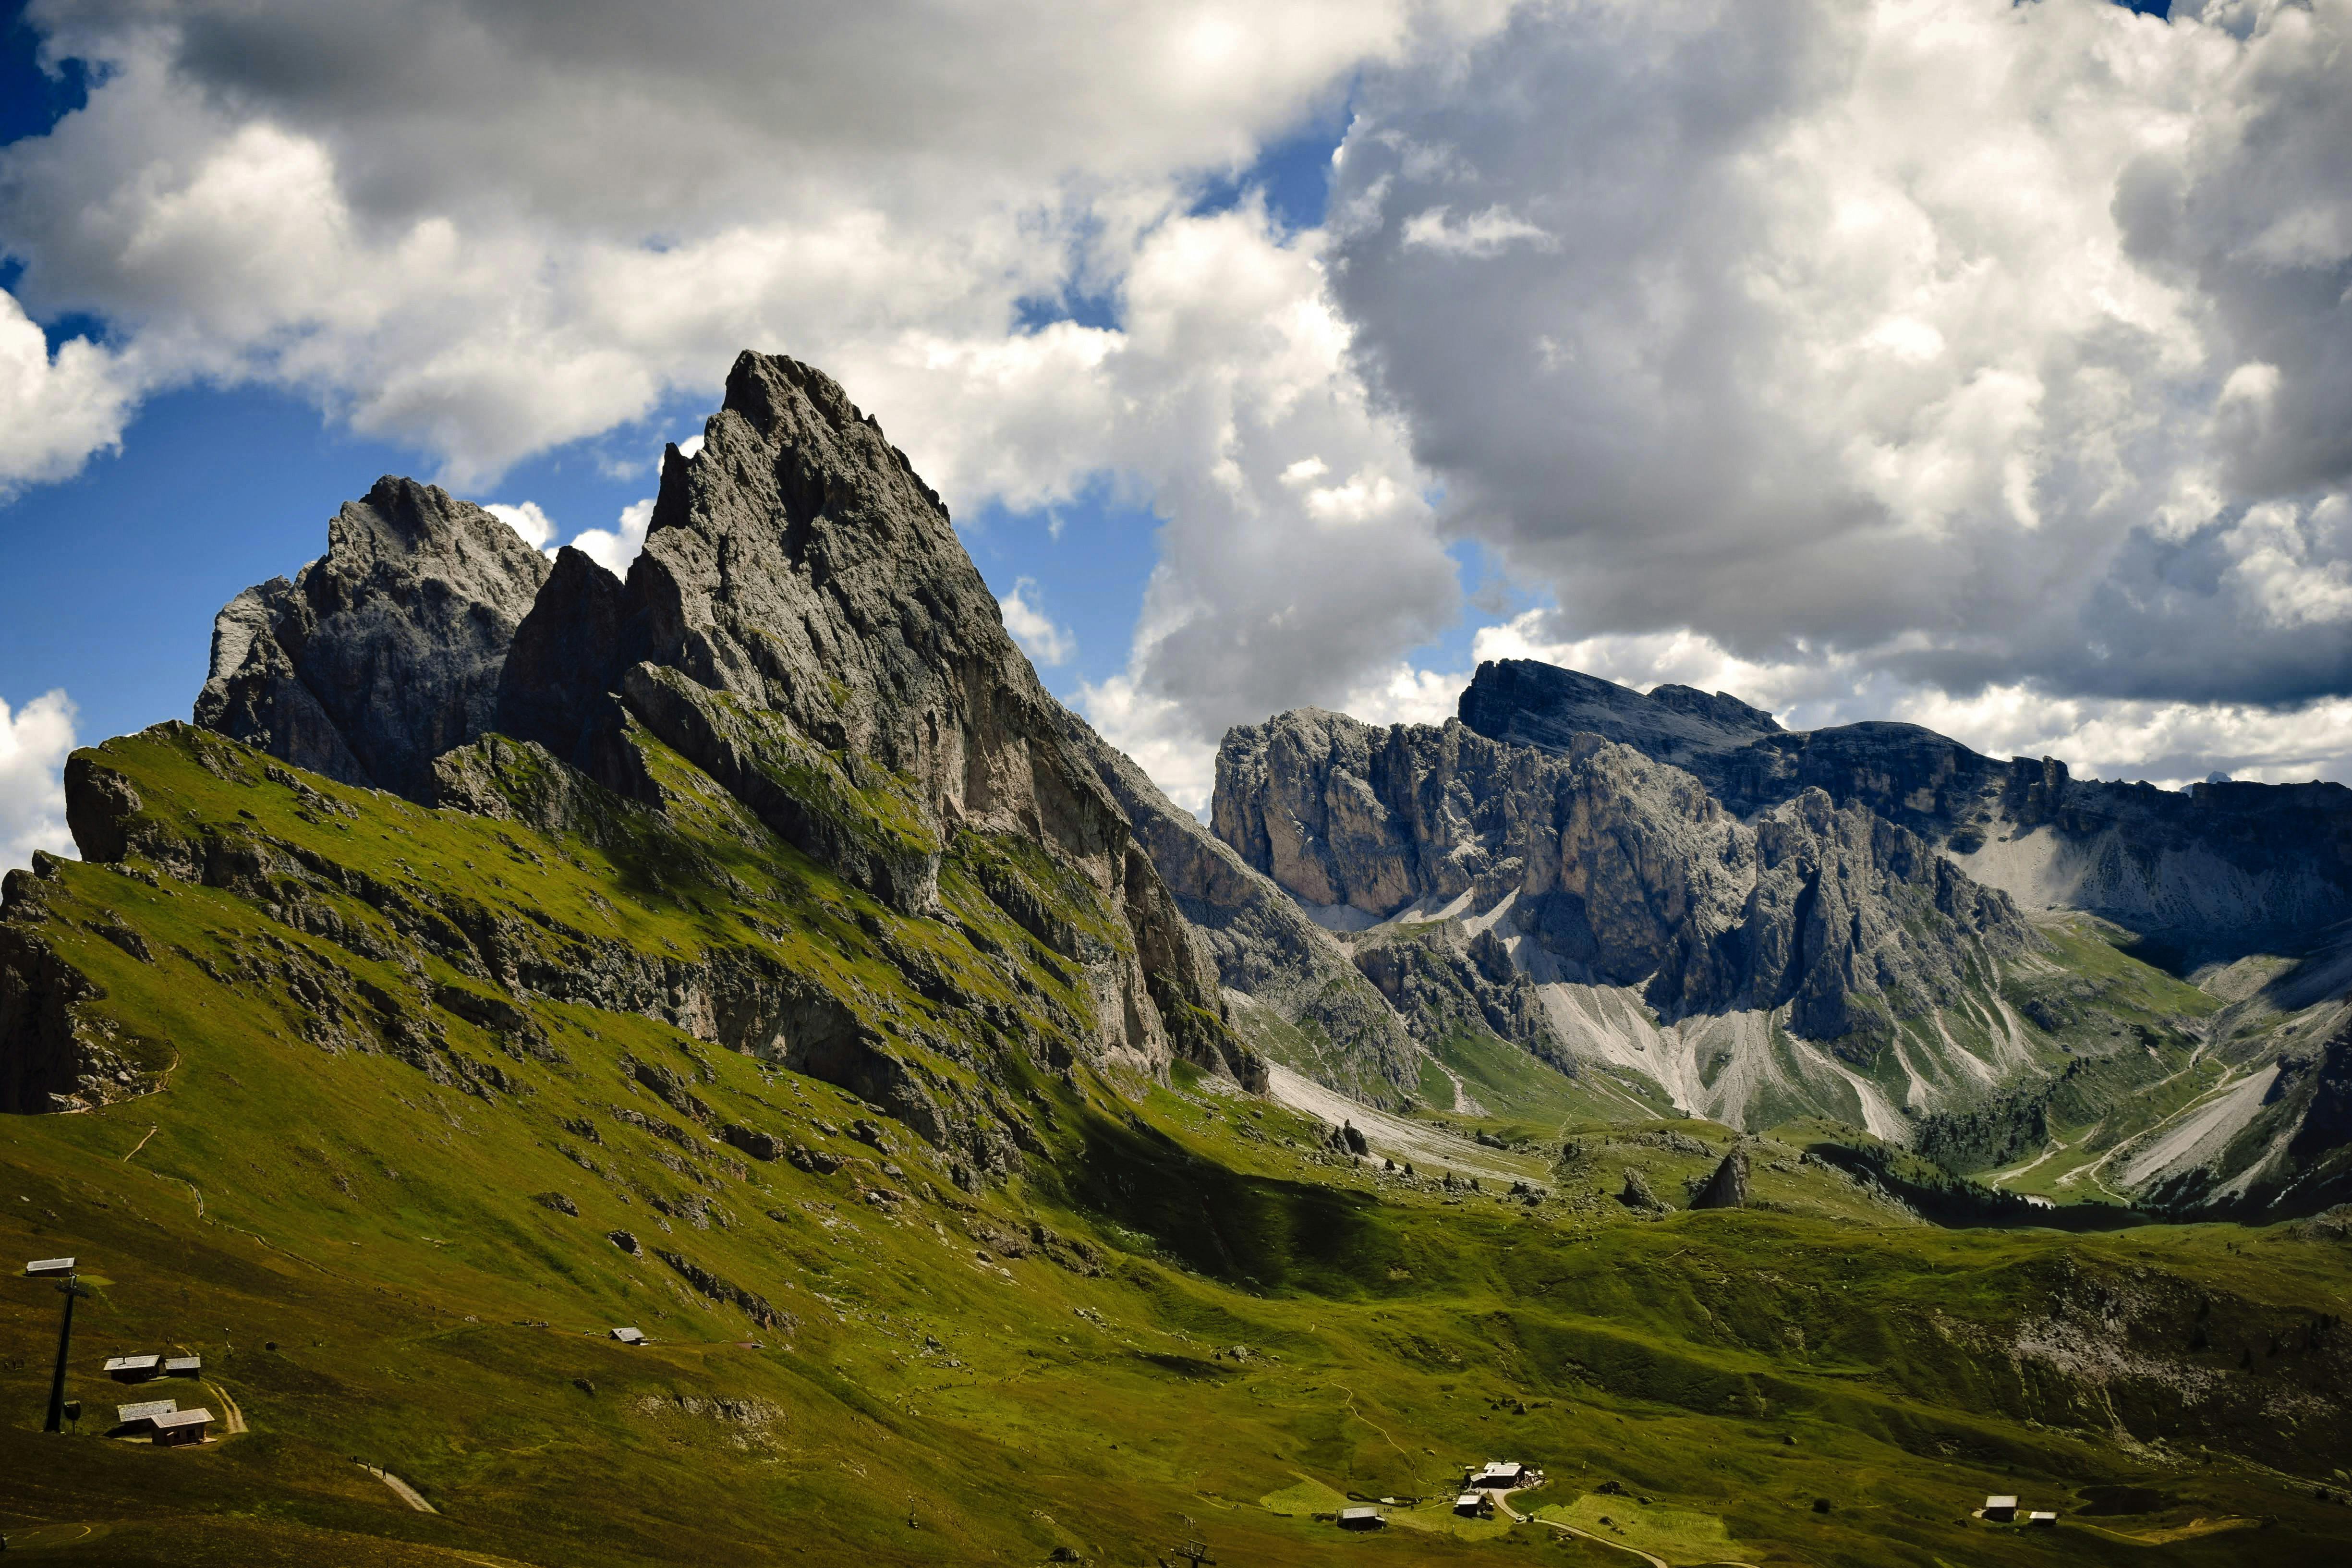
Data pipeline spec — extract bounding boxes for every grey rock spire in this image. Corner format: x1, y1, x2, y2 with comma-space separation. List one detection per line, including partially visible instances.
195, 476, 552, 801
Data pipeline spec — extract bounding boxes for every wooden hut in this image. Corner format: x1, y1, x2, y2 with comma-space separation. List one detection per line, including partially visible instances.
114, 1399, 177, 1434
150, 1407, 213, 1446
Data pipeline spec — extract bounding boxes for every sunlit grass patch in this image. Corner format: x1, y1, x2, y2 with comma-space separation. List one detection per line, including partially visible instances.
1537, 1494, 1742, 1563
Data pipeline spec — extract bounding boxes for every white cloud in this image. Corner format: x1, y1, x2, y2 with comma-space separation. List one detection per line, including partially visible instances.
1398, 204, 1553, 256
0, 290, 139, 495
570, 498, 653, 578
1330, 0, 2352, 719
484, 500, 557, 550
998, 578, 1075, 667
0, 690, 78, 873
0, 0, 1478, 484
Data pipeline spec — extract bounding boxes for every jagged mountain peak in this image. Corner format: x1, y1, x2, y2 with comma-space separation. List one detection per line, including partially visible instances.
159, 350, 1260, 1137
1459, 657, 1780, 772
196, 474, 552, 802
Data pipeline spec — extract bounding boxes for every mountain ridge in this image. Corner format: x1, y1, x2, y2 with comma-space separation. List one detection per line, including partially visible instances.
1462, 656, 2352, 967
1209, 668, 2352, 1216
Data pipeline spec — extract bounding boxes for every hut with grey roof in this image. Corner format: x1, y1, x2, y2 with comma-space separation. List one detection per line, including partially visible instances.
150, 1407, 213, 1446
114, 1398, 177, 1434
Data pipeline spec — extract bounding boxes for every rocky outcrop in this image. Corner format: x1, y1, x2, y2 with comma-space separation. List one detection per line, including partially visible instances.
1051, 702, 1403, 1097
195, 477, 552, 802
1459, 657, 2352, 964
489, 352, 1243, 1086
0, 857, 138, 1113
1689, 1145, 1749, 1210
1213, 708, 2030, 1063
1349, 922, 1571, 1075
1619, 1167, 1669, 1212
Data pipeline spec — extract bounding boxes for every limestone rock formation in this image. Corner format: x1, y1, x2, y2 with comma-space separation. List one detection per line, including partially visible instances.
1213, 707, 2030, 1064
196, 477, 553, 802
1459, 657, 1780, 776
1459, 658, 2352, 964
168, 351, 1261, 1147
1348, 921, 1571, 1075
495, 353, 1241, 1083
1619, 1167, 1669, 1212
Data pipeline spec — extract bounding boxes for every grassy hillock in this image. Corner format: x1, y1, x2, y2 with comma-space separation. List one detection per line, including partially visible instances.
4, 726, 2352, 1566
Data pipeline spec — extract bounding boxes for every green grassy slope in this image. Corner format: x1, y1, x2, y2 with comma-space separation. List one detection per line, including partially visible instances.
3, 728, 2351, 1566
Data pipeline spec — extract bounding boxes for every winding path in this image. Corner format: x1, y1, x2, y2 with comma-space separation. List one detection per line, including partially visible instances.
359, 1462, 438, 1513
1494, 1491, 1762, 1568
1329, 1382, 1414, 1468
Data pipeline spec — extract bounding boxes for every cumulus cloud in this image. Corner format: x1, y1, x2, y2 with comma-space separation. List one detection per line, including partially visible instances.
998, 578, 1075, 668
484, 500, 557, 550
570, 498, 654, 578
0, 290, 138, 494
1330, 0, 2352, 718
0, 690, 78, 872
0, 0, 1465, 483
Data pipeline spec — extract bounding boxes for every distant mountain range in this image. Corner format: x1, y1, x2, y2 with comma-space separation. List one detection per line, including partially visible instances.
1188, 663, 2352, 1217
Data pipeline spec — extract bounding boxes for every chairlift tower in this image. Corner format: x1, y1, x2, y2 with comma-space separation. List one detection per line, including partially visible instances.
1167, 1542, 1215, 1567
40, 1269, 92, 1434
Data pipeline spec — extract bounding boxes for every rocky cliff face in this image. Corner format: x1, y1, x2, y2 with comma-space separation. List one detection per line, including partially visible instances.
196, 477, 553, 802
88, 350, 1257, 1148
1348, 921, 1571, 1077
1461, 658, 2352, 964
1049, 703, 1406, 1100
1213, 708, 2030, 1068
509, 353, 1242, 1083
